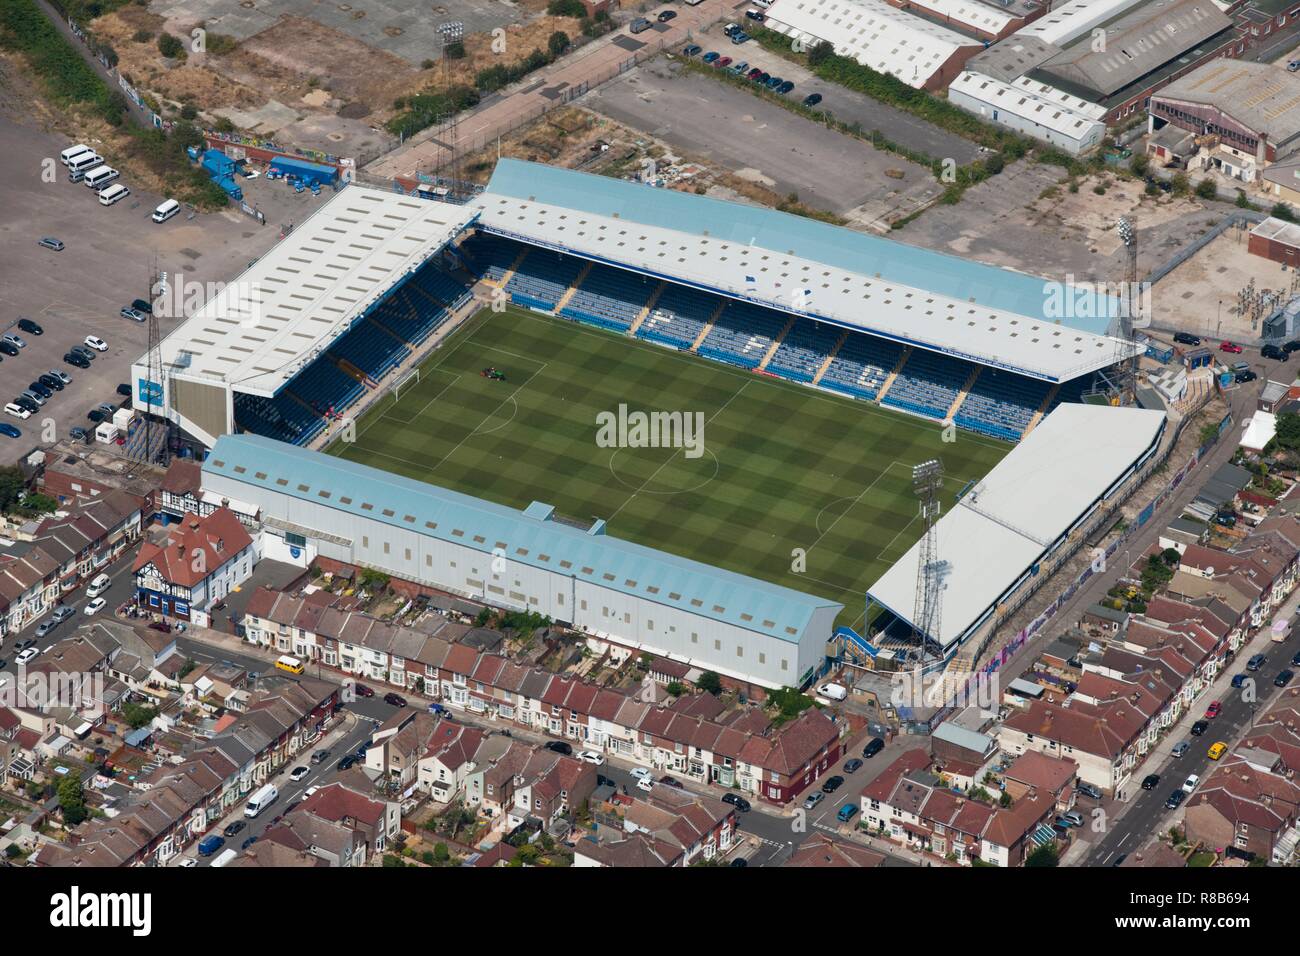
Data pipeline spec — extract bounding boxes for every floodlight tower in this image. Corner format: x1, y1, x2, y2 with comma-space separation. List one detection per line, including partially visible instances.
1111, 216, 1140, 403
438, 20, 465, 195
134, 261, 170, 466
911, 459, 945, 662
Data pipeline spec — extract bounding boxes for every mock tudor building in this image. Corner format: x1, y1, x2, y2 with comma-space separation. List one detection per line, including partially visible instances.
132, 508, 256, 625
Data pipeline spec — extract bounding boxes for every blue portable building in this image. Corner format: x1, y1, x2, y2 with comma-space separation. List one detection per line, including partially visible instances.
268, 155, 337, 188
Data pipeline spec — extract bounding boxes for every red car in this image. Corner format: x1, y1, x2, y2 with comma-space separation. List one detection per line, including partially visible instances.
1204, 700, 1222, 719
352, 683, 374, 698
747, 68, 763, 80
715, 55, 732, 68
1220, 341, 1243, 354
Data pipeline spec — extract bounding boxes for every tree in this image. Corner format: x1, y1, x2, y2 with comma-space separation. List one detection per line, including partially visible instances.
434, 842, 450, 862
1160, 547, 1181, 568
57, 773, 87, 826
548, 31, 570, 57
665, 681, 684, 697
0, 466, 28, 512
1026, 843, 1059, 867
546, 0, 586, 16
157, 32, 184, 59
1129, 153, 1149, 177
999, 790, 1012, 808
806, 40, 833, 67
697, 671, 723, 696
1195, 178, 1217, 200
1170, 172, 1190, 196
983, 152, 1005, 176
1276, 413, 1300, 451
1271, 202, 1298, 223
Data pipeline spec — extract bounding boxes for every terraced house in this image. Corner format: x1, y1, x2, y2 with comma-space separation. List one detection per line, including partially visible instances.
241, 586, 843, 804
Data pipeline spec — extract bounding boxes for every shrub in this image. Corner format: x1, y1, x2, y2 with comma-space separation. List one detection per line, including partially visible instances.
132, 28, 153, 43
1195, 178, 1217, 199
547, 0, 586, 16
548, 30, 570, 57
180, 103, 197, 120
157, 32, 184, 59
1271, 202, 1297, 223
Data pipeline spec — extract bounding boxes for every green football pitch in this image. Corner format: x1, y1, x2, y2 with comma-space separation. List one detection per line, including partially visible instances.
328, 307, 1009, 629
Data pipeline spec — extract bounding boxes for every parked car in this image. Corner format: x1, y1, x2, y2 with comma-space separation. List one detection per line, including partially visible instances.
746, 8, 766, 20
722, 793, 751, 812
336, 755, 356, 771
1286, 339, 1300, 354
776, 80, 794, 94
577, 750, 605, 765
1263, 343, 1288, 360
730, 61, 749, 75
241, 836, 258, 850
1248, 653, 1268, 671
352, 683, 374, 698
50, 369, 71, 385
26, 381, 50, 400
702, 51, 720, 63
119, 307, 146, 322
1275, 669, 1295, 687
1220, 340, 1244, 353
0, 424, 19, 440
383, 692, 407, 707
1182, 774, 1200, 794
863, 737, 885, 758
1165, 788, 1186, 809
300, 786, 319, 803
16, 318, 42, 336
802, 92, 823, 107
197, 835, 226, 856
1062, 810, 1084, 827
0, 341, 17, 357
1141, 773, 1160, 790
84, 335, 108, 352
630, 767, 653, 782
1077, 781, 1103, 799
682, 44, 702, 56
38, 237, 65, 251
1204, 700, 1222, 719
1291, 649, 1300, 667
63, 352, 90, 369
82, 597, 107, 616
1231, 672, 1250, 688
1208, 742, 1228, 760
747, 68, 763, 80
544, 740, 573, 756
222, 821, 245, 838
1172, 740, 1191, 758
309, 749, 331, 765
803, 790, 825, 810
87, 408, 111, 424
1172, 331, 1201, 346
658, 775, 683, 789
842, 758, 863, 773
836, 803, 857, 823
731, 31, 750, 43
715, 55, 732, 68
820, 775, 845, 794
657, 9, 676, 21
1190, 719, 1209, 736
289, 766, 310, 782
14, 648, 37, 666
38, 374, 63, 392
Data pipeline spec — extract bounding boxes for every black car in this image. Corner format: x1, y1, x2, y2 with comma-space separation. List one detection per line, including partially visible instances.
16, 318, 42, 336
863, 737, 885, 758
1165, 789, 1186, 809
803, 92, 823, 107
241, 835, 258, 850
1141, 773, 1160, 790
0, 341, 18, 357
596, 773, 616, 789
130, 298, 153, 315
729, 857, 748, 867
820, 775, 845, 794
721, 793, 751, 812
843, 758, 863, 773
1263, 344, 1288, 361
336, 755, 356, 771
69, 426, 91, 443
14, 397, 39, 414
1190, 719, 1209, 736
87, 408, 111, 424
658, 775, 683, 789
116, 383, 132, 397
27, 382, 51, 400
1213, 511, 1237, 527
1291, 650, 1300, 667
38, 374, 63, 392
222, 820, 246, 837
682, 44, 702, 56
1275, 669, 1295, 687
1173, 331, 1201, 346
1286, 340, 1300, 354
657, 9, 676, 21
1235, 370, 1257, 384
64, 352, 91, 368
545, 740, 573, 756
383, 692, 407, 707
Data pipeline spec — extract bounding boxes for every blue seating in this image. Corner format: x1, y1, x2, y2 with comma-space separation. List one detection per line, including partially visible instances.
820, 335, 905, 401
369, 262, 470, 347
697, 301, 789, 368
561, 264, 657, 332
328, 320, 410, 382
234, 392, 323, 446
505, 251, 586, 310
289, 357, 364, 415
637, 284, 714, 348
769, 319, 843, 383
953, 370, 1053, 441
459, 233, 520, 282
882, 348, 973, 420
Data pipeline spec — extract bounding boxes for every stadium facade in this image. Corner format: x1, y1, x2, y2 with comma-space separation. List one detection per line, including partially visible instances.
202, 434, 842, 690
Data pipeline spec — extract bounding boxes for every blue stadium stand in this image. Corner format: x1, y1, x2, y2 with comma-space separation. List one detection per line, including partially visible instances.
504, 251, 587, 311
637, 284, 714, 349
560, 264, 657, 333
953, 370, 1054, 442
882, 348, 973, 419
768, 318, 843, 383
819, 335, 905, 401
697, 300, 789, 369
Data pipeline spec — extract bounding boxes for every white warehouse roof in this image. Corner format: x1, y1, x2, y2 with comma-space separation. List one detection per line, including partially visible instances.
1014, 0, 1146, 46
911, 0, 1018, 35
146, 187, 478, 398
951, 71, 1108, 139
764, 0, 978, 88
866, 403, 1167, 649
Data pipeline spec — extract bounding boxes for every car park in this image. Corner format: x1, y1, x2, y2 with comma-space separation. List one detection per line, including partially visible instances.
1173, 331, 1201, 346
1141, 773, 1160, 790
16, 319, 42, 335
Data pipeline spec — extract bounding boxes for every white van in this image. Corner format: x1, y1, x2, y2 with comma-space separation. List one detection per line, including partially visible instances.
98, 183, 130, 206
83, 166, 119, 191
60, 144, 92, 166
152, 198, 180, 223
210, 848, 239, 868
67, 151, 102, 175
244, 783, 278, 818
86, 573, 111, 598
818, 682, 848, 701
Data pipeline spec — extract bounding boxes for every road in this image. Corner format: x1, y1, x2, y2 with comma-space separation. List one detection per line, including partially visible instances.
1079, 583, 1300, 866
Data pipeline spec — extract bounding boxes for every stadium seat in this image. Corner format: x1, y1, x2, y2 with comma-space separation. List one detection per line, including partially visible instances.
636, 284, 715, 349
504, 250, 587, 311
697, 301, 789, 368
560, 264, 657, 332
881, 348, 973, 420
768, 318, 843, 383
953, 370, 1054, 442
819, 334, 905, 401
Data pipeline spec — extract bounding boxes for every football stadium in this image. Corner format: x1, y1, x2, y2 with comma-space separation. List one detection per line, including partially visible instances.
136, 159, 1159, 689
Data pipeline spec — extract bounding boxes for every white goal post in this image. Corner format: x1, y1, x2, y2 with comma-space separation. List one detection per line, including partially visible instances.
393, 368, 420, 401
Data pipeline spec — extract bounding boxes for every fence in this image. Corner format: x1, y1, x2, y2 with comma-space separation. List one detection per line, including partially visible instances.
930, 390, 1226, 727
1145, 210, 1266, 287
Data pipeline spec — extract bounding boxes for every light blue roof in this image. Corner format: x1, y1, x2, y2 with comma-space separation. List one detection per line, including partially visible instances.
204, 435, 841, 643
483, 159, 1115, 336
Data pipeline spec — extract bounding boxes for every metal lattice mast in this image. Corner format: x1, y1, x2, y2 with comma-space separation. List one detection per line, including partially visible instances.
438, 21, 465, 195
912, 459, 944, 656
1112, 216, 1140, 403
141, 263, 170, 466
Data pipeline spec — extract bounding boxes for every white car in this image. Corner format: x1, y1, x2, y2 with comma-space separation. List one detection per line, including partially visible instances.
301, 785, 319, 802
636, 776, 654, 792
177, 858, 198, 868
1182, 774, 1200, 793
289, 765, 310, 782
82, 597, 107, 615
3, 403, 30, 420
577, 750, 605, 766
86, 573, 111, 598
629, 766, 653, 782
15, 648, 37, 665
84, 335, 108, 352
